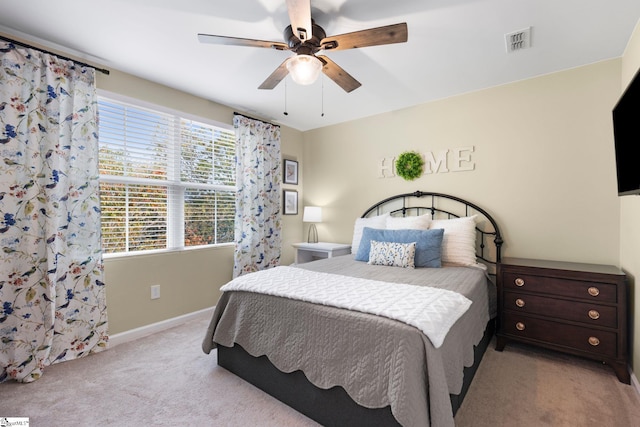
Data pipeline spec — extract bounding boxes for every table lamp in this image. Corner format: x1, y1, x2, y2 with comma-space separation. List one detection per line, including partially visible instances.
303, 206, 322, 243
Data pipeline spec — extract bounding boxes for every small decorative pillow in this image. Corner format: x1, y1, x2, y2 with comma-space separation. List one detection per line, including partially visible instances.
367, 240, 417, 268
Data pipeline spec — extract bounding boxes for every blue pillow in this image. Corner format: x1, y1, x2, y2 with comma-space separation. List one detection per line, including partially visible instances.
355, 227, 444, 268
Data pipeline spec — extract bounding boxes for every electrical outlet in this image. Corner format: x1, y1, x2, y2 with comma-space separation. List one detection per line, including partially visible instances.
150, 285, 160, 300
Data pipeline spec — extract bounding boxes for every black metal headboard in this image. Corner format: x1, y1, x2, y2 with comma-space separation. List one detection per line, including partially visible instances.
361, 191, 503, 271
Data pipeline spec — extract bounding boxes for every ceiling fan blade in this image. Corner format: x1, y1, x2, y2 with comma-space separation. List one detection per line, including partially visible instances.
258, 58, 291, 90
198, 33, 288, 50
318, 55, 361, 93
320, 23, 408, 51
286, 0, 312, 42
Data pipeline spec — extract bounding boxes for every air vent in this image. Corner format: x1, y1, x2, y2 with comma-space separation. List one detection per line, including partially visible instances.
505, 27, 531, 53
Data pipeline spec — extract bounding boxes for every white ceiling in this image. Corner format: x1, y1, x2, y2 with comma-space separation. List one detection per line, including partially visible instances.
1, 0, 639, 131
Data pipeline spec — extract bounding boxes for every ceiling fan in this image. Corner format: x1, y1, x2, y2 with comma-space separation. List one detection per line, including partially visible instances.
197, 0, 408, 93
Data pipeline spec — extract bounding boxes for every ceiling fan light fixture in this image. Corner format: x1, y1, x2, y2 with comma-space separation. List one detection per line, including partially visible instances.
286, 54, 322, 85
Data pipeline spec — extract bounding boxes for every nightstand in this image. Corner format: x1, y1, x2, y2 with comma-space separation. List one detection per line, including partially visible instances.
496, 257, 629, 384
292, 242, 351, 264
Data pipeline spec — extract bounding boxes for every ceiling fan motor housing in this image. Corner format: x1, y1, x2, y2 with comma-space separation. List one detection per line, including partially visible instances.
284, 21, 327, 54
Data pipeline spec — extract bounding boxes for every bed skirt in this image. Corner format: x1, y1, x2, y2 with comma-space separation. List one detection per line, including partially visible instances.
217, 319, 495, 426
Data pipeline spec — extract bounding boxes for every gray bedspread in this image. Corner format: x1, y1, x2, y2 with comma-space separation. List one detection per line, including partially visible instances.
202, 255, 495, 427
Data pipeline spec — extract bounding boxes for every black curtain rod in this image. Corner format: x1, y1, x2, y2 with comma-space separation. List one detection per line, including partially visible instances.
0, 35, 110, 75
233, 112, 279, 127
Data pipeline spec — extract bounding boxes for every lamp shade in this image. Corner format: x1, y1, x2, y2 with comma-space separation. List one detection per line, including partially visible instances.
286, 54, 322, 85
303, 206, 322, 223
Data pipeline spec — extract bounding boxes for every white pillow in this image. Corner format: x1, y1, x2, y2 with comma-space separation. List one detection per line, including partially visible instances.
386, 213, 431, 230
367, 240, 416, 268
429, 215, 477, 266
351, 213, 389, 254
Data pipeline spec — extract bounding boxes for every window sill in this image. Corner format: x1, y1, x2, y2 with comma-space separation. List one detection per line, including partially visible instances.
102, 243, 234, 260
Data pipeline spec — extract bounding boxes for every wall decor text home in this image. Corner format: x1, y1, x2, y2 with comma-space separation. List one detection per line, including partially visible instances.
378, 147, 475, 178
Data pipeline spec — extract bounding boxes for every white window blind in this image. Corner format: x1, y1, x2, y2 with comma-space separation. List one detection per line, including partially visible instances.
98, 96, 236, 254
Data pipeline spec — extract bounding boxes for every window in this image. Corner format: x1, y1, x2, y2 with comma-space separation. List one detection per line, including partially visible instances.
97, 95, 236, 254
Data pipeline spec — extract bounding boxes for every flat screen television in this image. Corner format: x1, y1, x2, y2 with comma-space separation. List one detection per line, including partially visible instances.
612, 67, 640, 196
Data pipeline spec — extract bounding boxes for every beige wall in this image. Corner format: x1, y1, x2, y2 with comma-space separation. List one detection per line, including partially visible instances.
96, 70, 304, 334
619, 22, 640, 378
303, 60, 622, 266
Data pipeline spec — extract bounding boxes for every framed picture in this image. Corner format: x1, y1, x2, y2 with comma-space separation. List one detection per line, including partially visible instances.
284, 159, 298, 185
283, 190, 298, 215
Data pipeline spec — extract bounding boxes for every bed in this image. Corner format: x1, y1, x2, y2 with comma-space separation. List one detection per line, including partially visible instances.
203, 191, 503, 427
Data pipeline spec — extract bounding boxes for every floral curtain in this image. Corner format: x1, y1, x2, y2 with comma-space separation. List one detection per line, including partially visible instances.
233, 115, 282, 278
0, 43, 108, 382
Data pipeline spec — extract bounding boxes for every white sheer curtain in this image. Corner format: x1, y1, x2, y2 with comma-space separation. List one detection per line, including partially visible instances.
0, 42, 108, 382
233, 115, 282, 277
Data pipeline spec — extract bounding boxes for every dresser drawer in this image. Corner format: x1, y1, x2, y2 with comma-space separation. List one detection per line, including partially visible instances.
503, 291, 617, 328
502, 312, 617, 358
502, 272, 617, 302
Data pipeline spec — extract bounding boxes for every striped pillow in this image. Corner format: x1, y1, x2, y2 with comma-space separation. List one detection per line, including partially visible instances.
429, 215, 477, 266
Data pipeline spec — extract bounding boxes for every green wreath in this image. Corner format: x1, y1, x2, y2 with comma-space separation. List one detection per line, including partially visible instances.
395, 151, 424, 181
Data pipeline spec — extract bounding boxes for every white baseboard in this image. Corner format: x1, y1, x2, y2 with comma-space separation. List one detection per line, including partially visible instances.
108, 306, 214, 348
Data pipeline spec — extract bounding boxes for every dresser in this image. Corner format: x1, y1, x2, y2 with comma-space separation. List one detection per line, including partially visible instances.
496, 257, 629, 384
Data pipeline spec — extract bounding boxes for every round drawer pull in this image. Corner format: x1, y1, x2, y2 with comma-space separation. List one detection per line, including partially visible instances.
515, 298, 525, 308
588, 310, 600, 320
588, 336, 600, 346
515, 322, 526, 331
587, 287, 600, 297
514, 278, 525, 287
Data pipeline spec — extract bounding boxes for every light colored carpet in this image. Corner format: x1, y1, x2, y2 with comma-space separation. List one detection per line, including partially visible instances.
454, 340, 640, 427
1, 313, 639, 426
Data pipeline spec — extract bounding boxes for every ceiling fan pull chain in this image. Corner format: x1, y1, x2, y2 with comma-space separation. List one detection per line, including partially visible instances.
321, 75, 325, 117
283, 78, 289, 116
